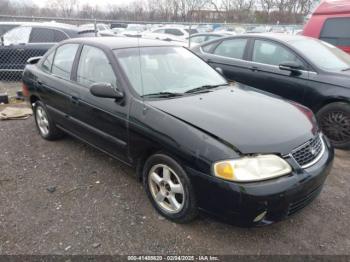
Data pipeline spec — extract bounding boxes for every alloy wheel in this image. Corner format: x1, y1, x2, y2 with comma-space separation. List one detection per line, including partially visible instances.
36, 106, 50, 136
148, 164, 185, 214
320, 110, 350, 144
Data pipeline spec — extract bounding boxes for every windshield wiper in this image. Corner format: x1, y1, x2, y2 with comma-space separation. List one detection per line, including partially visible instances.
142, 92, 184, 98
185, 83, 229, 94
341, 67, 350, 72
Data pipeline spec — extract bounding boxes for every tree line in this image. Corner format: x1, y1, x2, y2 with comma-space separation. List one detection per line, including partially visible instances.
0, 0, 318, 24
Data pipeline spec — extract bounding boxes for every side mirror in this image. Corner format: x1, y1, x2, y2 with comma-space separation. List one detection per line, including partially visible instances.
279, 61, 303, 74
27, 56, 43, 65
215, 67, 224, 75
90, 83, 124, 99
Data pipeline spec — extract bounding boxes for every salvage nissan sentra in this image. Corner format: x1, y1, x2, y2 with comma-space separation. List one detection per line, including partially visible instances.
22, 38, 334, 226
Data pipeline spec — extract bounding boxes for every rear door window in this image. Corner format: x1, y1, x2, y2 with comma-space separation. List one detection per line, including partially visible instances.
320, 18, 350, 46
51, 44, 79, 80
213, 38, 247, 59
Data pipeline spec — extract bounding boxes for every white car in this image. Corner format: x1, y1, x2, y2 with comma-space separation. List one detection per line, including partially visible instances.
142, 27, 198, 41
79, 23, 115, 37
121, 24, 147, 37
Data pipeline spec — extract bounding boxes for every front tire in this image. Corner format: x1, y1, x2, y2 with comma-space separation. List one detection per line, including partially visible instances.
143, 153, 198, 223
317, 102, 350, 149
34, 101, 63, 140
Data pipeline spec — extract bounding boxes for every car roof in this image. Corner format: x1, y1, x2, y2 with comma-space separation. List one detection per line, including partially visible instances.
313, 0, 350, 15
225, 33, 312, 43
191, 33, 228, 37
5, 22, 81, 31
63, 37, 174, 49
0, 21, 28, 25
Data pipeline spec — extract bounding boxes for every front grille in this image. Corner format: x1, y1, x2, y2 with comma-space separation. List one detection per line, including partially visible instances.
287, 185, 323, 216
291, 134, 324, 168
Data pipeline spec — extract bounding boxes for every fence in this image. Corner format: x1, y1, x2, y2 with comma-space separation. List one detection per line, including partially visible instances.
0, 15, 302, 82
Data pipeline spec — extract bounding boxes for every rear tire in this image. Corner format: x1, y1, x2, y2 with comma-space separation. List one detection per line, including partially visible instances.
33, 101, 63, 140
143, 153, 198, 223
317, 102, 350, 149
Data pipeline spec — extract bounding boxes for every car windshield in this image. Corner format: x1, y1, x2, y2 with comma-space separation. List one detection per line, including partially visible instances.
290, 38, 350, 72
115, 46, 227, 97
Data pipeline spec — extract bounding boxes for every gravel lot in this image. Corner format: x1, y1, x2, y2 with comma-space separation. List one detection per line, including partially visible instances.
0, 111, 350, 255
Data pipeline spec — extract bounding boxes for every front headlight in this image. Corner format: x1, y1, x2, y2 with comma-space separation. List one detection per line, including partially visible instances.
213, 155, 292, 182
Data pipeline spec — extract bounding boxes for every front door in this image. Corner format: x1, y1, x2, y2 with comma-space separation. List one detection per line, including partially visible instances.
69, 44, 129, 162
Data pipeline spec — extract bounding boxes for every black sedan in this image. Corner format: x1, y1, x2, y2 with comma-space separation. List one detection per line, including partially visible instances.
192, 34, 350, 149
0, 22, 95, 79
22, 38, 334, 226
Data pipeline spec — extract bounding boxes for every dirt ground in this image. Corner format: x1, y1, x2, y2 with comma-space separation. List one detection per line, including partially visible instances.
0, 115, 349, 255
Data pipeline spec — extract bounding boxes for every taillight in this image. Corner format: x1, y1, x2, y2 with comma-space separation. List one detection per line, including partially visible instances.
22, 82, 29, 97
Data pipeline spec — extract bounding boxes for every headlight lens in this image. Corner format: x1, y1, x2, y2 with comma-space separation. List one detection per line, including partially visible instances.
213, 155, 292, 182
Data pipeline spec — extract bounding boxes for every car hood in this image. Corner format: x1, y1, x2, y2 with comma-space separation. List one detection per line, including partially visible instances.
148, 85, 318, 155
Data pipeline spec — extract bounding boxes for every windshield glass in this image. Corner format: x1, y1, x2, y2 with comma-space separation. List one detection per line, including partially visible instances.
290, 38, 350, 71
115, 46, 227, 96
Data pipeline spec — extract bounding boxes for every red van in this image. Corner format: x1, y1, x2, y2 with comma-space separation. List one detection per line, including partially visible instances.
303, 0, 350, 53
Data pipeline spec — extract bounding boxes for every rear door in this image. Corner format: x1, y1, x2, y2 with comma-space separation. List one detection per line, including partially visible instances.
200, 37, 253, 84
246, 39, 310, 104
69, 44, 129, 162
36, 43, 80, 128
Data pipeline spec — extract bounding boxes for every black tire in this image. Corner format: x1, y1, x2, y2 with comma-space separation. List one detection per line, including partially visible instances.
143, 153, 198, 223
33, 101, 64, 140
317, 102, 350, 149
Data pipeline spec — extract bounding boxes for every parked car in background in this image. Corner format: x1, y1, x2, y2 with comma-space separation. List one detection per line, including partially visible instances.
245, 25, 270, 33
0, 22, 95, 79
0, 22, 25, 36
110, 23, 127, 29
303, 0, 350, 54
195, 24, 215, 33
121, 24, 146, 37
143, 26, 198, 41
79, 23, 115, 37
193, 34, 350, 149
188, 33, 229, 48
214, 25, 245, 35
22, 37, 333, 226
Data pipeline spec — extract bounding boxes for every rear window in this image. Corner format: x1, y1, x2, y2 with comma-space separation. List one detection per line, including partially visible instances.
320, 18, 350, 46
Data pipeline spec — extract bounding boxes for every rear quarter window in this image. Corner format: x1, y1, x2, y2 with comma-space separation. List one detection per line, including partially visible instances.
30, 28, 55, 43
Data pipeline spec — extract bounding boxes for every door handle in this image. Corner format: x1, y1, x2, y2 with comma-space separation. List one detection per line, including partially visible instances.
251, 66, 259, 72
71, 96, 79, 105
37, 80, 43, 86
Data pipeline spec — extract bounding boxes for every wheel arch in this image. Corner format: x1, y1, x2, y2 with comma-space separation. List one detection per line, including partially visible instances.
29, 94, 40, 106
315, 97, 350, 113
